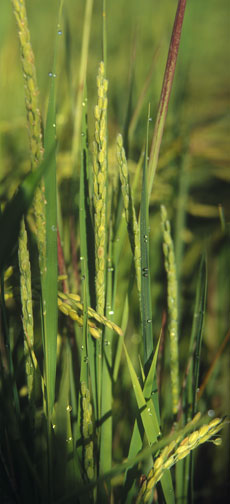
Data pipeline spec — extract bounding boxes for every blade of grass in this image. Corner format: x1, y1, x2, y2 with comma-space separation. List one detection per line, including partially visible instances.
140, 105, 153, 375
191, 254, 207, 417
42, 0, 64, 417
176, 254, 207, 503
123, 337, 161, 502
53, 340, 72, 499
123, 341, 175, 504
41, 3, 63, 500
72, 0, 94, 168
99, 225, 113, 491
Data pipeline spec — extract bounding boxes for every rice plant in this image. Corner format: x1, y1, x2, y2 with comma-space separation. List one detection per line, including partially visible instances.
0, 1, 229, 503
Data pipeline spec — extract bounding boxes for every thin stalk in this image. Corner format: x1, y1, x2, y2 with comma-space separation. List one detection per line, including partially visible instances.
148, 0, 187, 201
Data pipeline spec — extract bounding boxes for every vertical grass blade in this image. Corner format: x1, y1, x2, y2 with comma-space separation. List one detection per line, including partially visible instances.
99, 228, 113, 490
148, 0, 187, 200
42, 31, 58, 420
191, 254, 207, 416
177, 254, 207, 503
72, 0, 94, 166
41, 3, 63, 499
140, 106, 153, 374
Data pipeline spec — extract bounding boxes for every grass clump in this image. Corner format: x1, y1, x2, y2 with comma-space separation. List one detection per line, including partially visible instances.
0, 1, 229, 503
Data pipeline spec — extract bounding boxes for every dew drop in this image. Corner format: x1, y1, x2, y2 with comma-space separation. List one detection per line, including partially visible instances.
80, 256, 84, 261
81, 345, 84, 350
149, 117, 153, 122
81, 131, 85, 136
58, 29, 62, 35
82, 101, 86, 107
83, 356, 88, 363
51, 225, 57, 232
143, 234, 148, 243
109, 310, 114, 315
53, 123, 56, 128
147, 319, 152, 324
52, 424, 56, 430
66, 437, 72, 443
104, 340, 110, 346
208, 409, 215, 418
66, 405, 72, 412
48, 72, 53, 77
81, 275, 85, 281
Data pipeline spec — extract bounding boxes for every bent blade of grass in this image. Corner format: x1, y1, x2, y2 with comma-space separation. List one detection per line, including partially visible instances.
56, 414, 224, 504
69, 411, 220, 504
123, 337, 161, 501
148, 0, 187, 201
123, 341, 175, 504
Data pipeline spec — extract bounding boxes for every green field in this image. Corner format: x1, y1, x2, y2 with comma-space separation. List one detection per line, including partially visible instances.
0, 1, 229, 503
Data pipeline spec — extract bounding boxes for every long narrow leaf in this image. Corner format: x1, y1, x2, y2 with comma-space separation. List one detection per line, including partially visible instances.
140, 105, 153, 374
